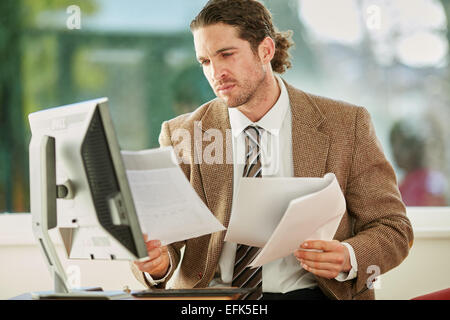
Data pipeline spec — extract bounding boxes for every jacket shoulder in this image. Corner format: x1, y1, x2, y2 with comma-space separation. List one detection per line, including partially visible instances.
303, 91, 363, 121
164, 99, 218, 131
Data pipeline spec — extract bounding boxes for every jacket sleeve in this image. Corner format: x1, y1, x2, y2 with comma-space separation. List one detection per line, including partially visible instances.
343, 107, 414, 296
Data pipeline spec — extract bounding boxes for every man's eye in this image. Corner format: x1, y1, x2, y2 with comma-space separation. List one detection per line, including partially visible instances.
200, 60, 210, 66
222, 52, 233, 57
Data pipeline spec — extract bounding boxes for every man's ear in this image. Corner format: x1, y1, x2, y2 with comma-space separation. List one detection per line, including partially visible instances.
258, 36, 276, 65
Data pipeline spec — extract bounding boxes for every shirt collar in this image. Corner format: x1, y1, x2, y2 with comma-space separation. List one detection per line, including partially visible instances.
228, 76, 290, 137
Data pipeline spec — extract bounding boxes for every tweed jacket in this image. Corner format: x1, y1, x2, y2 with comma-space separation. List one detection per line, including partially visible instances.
131, 80, 414, 300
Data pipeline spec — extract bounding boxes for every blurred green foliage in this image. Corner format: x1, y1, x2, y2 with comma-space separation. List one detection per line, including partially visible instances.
0, 0, 213, 212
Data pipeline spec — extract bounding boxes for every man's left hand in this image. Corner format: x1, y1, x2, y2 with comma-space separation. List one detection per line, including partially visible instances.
294, 240, 352, 279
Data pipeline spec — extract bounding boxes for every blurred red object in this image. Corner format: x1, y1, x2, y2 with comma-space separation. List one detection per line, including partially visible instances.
399, 169, 447, 206
411, 288, 450, 300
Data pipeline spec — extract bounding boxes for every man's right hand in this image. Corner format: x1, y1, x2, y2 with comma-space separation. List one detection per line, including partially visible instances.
134, 234, 170, 280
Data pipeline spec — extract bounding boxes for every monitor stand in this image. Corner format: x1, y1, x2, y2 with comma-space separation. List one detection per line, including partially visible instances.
30, 136, 131, 300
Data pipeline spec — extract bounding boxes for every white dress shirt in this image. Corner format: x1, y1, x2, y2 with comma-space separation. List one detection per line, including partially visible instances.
147, 76, 357, 290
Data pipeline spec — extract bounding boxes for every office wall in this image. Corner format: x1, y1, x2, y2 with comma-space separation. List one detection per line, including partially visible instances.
1, 209, 449, 300
374, 208, 450, 300
375, 237, 450, 299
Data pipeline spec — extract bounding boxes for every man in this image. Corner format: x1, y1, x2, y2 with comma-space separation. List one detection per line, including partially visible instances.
132, 0, 413, 300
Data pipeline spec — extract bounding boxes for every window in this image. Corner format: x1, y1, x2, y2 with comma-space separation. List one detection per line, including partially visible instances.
289, 0, 450, 206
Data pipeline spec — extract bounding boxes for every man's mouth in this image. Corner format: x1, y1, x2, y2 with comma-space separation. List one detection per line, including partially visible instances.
217, 83, 235, 93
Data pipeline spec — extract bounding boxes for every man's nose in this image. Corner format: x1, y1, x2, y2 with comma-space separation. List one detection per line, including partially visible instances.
211, 60, 226, 81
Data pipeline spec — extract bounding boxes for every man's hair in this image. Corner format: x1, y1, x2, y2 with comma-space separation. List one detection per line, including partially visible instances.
190, 0, 294, 74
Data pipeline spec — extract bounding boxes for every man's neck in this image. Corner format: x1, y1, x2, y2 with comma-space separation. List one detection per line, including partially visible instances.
237, 74, 281, 123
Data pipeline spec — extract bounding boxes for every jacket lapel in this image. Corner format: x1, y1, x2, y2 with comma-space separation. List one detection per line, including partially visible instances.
196, 99, 234, 227
195, 99, 233, 285
284, 81, 330, 178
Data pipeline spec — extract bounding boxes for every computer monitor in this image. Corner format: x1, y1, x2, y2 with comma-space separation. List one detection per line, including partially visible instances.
28, 97, 148, 299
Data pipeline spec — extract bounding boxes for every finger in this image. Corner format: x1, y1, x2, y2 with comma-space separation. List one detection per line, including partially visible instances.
134, 245, 163, 266
133, 260, 146, 271
301, 263, 339, 280
147, 247, 162, 260
299, 259, 341, 273
301, 240, 336, 251
145, 240, 162, 251
295, 250, 343, 264
142, 256, 162, 270
160, 246, 169, 254
143, 233, 148, 242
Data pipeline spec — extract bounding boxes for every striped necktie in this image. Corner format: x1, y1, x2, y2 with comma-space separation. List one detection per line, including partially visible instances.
232, 125, 263, 300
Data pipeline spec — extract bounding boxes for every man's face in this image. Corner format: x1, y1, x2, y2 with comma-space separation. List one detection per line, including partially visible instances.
193, 23, 266, 108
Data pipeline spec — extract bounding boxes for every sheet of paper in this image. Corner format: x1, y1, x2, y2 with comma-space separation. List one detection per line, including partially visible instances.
249, 174, 346, 267
122, 147, 225, 245
224, 175, 334, 247
224, 173, 345, 267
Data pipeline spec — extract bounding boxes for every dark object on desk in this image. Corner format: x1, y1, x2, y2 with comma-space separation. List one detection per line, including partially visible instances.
132, 287, 253, 300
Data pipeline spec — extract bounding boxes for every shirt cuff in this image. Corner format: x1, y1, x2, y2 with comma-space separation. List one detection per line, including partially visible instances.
334, 242, 358, 282
144, 252, 173, 286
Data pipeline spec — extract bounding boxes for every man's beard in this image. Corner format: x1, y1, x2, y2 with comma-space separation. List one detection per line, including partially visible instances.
217, 68, 266, 108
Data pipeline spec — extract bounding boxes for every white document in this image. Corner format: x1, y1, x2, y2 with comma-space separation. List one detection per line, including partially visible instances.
121, 147, 225, 246
224, 173, 346, 267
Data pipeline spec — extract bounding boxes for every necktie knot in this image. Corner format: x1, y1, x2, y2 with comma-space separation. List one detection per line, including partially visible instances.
243, 125, 263, 178
243, 125, 262, 144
